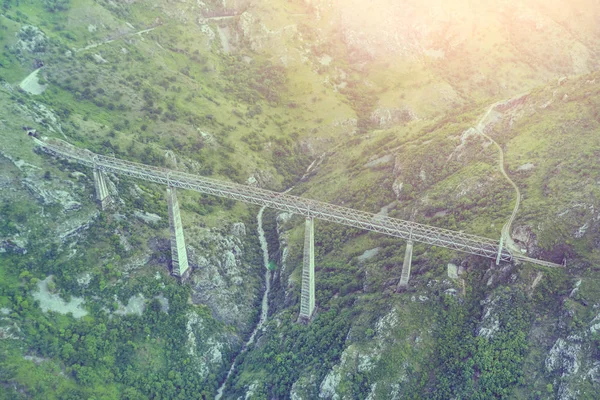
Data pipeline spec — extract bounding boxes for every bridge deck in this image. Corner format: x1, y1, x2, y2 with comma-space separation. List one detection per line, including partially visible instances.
33, 137, 563, 268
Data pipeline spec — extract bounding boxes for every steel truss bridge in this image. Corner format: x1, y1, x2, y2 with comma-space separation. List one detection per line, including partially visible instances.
33, 137, 562, 269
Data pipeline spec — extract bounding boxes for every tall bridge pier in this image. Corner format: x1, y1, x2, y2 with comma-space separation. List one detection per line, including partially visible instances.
496, 234, 505, 265
167, 187, 191, 281
92, 168, 111, 210
397, 240, 414, 289
299, 217, 316, 321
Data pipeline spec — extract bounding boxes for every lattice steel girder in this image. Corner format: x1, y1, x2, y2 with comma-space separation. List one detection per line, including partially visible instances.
35, 138, 563, 267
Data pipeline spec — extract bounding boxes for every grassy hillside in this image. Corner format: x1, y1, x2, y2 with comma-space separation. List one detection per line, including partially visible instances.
227, 73, 600, 398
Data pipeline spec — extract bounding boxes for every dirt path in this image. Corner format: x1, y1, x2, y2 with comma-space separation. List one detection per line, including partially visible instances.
475, 98, 525, 252
75, 26, 157, 53
202, 15, 239, 21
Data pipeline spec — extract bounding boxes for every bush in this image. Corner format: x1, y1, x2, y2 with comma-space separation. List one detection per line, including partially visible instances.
43, 0, 70, 12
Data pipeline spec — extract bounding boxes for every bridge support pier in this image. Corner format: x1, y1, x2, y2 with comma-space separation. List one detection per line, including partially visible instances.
299, 217, 315, 321
167, 187, 191, 281
397, 240, 413, 289
495, 235, 504, 265
92, 168, 111, 210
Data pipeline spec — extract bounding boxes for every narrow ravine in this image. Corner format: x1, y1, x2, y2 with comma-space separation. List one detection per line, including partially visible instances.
215, 206, 271, 400
249, 206, 272, 345
215, 154, 326, 398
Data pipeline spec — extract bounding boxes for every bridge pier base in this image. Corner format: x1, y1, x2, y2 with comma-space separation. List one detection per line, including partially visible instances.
299, 217, 315, 321
167, 187, 190, 281
92, 168, 111, 210
397, 240, 413, 290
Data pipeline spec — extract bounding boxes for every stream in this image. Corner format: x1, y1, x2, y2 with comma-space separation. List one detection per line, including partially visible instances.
215, 153, 325, 399
215, 206, 270, 400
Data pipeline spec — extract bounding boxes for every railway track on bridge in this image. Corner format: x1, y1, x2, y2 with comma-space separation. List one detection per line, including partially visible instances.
32, 136, 563, 269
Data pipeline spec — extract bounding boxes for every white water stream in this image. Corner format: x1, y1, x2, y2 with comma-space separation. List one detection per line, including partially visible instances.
215, 206, 270, 399
215, 153, 325, 398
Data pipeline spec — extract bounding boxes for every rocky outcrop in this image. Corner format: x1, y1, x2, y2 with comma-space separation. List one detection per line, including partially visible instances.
590, 313, 600, 334
447, 263, 458, 279
481, 261, 514, 288
15, 25, 48, 54
317, 308, 408, 399
556, 384, 579, 400
364, 154, 393, 169
190, 224, 259, 332
476, 287, 520, 339
0, 308, 21, 340
246, 169, 275, 188
357, 247, 380, 262
231, 222, 246, 237
60, 221, 93, 243
275, 213, 292, 271
238, 11, 270, 52
512, 225, 540, 256
114, 294, 146, 316
318, 350, 347, 398
391, 178, 403, 199
544, 333, 587, 400
545, 337, 582, 376
290, 374, 319, 400
0, 236, 28, 254
185, 309, 236, 380
270, 212, 299, 311
32, 276, 88, 319
369, 107, 417, 128
22, 177, 82, 211
587, 362, 600, 384
134, 210, 162, 224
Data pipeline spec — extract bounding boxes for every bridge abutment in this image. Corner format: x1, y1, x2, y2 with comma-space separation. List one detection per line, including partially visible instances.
92, 168, 111, 210
299, 217, 315, 321
397, 240, 413, 289
167, 187, 191, 281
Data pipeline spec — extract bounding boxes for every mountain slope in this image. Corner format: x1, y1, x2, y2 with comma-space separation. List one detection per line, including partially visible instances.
1, 0, 600, 399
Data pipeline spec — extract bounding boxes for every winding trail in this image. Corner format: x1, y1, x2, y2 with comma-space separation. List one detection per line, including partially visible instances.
202, 15, 240, 21
75, 26, 158, 53
475, 98, 523, 252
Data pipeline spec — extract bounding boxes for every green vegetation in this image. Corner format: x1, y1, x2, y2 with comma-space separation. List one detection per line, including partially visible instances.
43, 0, 70, 13
230, 307, 352, 398
0, 216, 233, 399
2, 0, 600, 399
431, 282, 532, 399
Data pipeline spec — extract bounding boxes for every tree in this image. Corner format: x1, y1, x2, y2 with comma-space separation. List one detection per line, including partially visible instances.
61, 343, 75, 360
43, 0, 69, 12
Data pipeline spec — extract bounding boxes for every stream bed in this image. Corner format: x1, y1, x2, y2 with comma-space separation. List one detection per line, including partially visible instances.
215, 206, 271, 399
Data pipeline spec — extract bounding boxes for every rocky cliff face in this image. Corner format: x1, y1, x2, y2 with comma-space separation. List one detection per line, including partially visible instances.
189, 223, 261, 333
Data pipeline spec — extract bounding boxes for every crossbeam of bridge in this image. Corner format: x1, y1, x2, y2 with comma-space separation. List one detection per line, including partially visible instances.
33, 137, 563, 269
